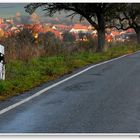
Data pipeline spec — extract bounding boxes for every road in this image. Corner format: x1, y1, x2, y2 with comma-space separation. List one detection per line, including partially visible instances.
1, 52, 140, 133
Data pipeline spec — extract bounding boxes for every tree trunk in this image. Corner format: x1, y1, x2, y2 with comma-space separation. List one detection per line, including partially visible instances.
97, 29, 105, 52
136, 30, 140, 44
96, 13, 105, 52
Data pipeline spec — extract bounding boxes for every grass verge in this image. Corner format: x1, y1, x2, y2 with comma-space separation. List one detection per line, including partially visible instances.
0, 44, 140, 100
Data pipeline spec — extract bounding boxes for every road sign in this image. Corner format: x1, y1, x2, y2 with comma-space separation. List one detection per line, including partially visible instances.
0, 45, 5, 80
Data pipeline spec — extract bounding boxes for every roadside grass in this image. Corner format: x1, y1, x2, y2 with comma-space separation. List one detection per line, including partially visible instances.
0, 43, 140, 100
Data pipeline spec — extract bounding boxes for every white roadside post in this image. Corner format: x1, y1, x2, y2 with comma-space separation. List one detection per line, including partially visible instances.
0, 45, 5, 80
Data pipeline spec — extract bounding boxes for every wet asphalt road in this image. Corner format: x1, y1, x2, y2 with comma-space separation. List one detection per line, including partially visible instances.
1, 52, 140, 133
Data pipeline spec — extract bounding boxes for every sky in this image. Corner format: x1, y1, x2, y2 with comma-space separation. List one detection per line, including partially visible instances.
0, 3, 42, 18
0, 3, 73, 22
0, 3, 87, 25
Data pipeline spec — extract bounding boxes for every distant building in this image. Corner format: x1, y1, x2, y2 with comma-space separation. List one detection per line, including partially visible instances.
52, 26, 57, 30
106, 34, 113, 42
52, 24, 72, 31
70, 24, 89, 34
6, 18, 14, 25
110, 28, 136, 42
0, 18, 4, 24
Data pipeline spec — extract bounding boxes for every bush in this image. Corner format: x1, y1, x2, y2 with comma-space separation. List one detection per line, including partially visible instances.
62, 31, 76, 42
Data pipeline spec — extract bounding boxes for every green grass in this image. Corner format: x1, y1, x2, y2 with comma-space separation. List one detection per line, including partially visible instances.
0, 44, 140, 100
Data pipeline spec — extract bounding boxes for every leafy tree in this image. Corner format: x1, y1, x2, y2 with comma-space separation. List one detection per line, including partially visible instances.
25, 3, 116, 51
78, 32, 86, 40
78, 32, 91, 40
62, 31, 76, 42
15, 28, 35, 45
45, 31, 56, 41
38, 31, 58, 47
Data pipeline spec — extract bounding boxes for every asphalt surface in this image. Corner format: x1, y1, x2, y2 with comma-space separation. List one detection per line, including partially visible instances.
0, 52, 140, 133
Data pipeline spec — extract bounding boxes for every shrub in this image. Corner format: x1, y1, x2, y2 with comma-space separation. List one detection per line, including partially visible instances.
62, 31, 76, 42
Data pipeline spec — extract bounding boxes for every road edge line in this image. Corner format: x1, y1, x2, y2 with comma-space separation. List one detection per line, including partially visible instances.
0, 51, 139, 115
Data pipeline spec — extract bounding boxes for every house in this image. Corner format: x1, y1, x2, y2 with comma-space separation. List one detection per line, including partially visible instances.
120, 29, 136, 42
52, 24, 72, 32
70, 24, 89, 34
91, 30, 97, 39
110, 31, 121, 41
0, 18, 4, 24
106, 34, 113, 42
52, 26, 57, 30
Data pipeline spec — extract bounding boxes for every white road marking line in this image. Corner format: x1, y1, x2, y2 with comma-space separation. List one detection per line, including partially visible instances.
0, 52, 138, 115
